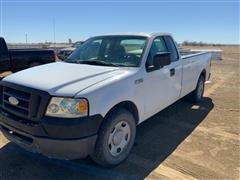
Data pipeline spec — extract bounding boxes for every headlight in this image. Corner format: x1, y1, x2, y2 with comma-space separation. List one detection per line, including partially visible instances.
46, 97, 88, 118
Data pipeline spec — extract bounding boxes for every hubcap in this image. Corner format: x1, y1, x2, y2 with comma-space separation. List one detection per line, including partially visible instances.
108, 121, 131, 157
112, 130, 124, 145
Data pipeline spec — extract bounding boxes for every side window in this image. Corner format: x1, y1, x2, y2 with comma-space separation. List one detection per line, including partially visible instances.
146, 37, 168, 67
164, 36, 179, 62
153, 38, 168, 53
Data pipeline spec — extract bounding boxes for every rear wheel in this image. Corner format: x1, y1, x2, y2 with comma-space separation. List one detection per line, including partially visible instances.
91, 109, 136, 167
190, 75, 205, 103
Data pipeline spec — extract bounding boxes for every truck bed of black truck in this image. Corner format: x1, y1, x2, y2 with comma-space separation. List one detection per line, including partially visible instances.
0, 37, 56, 73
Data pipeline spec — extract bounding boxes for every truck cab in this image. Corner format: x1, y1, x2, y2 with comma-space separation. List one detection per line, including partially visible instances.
0, 37, 11, 72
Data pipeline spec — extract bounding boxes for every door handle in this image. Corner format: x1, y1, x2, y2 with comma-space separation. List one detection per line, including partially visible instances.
135, 78, 144, 85
170, 68, 175, 76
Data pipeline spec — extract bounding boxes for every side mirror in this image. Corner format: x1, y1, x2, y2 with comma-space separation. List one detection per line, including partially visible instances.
153, 52, 171, 69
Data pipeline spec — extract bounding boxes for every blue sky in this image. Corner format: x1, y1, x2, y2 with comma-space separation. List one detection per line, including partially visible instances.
0, 0, 239, 44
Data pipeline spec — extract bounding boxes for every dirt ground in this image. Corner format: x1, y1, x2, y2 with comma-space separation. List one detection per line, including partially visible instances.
0, 46, 239, 180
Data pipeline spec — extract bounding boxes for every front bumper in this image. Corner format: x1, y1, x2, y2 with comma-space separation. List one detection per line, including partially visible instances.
0, 108, 103, 159
0, 123, 97, 159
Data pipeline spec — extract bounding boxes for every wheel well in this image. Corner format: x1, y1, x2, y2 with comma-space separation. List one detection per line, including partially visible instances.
104, 101, 139, 124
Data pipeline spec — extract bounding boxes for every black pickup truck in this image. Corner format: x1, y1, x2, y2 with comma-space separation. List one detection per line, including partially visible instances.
0, 37, 56, 73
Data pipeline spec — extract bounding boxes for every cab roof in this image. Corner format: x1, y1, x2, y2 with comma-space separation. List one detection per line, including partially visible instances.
96, 32, 171, 38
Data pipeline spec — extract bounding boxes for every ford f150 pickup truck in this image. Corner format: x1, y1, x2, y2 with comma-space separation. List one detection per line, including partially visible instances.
0, 33, 211, 167
0, 37, 56, 74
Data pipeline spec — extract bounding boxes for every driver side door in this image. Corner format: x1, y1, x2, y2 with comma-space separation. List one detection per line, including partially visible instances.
142, 36, 172, 119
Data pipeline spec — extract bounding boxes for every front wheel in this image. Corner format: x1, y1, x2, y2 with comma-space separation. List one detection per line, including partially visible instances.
90, 109, 136, 167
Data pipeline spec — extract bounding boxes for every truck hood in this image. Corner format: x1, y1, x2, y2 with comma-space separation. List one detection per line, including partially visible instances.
3, 62, 133, 96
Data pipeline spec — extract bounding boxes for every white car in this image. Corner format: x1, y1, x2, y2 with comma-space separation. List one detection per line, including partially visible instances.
0, 33, 211, 167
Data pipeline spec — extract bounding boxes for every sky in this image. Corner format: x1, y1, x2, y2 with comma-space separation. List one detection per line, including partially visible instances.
0, 0, 239, 44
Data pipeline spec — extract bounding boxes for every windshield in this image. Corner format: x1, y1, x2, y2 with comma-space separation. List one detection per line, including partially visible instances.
66, 36, 147, 67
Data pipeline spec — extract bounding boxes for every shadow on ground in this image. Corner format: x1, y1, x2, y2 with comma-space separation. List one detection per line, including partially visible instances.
0, 97, 214, 180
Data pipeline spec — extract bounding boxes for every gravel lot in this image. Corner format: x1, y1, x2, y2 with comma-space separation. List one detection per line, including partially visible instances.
0, 46, 239, 180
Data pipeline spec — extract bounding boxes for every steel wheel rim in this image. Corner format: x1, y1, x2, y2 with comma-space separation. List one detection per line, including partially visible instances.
108, 120, 131, 157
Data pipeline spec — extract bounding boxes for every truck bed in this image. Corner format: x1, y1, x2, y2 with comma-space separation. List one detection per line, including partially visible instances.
180, 51, 210, 59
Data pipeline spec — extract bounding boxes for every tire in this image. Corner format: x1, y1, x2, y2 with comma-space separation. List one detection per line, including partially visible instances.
190, 75, 205, 103
90, 109, 136, 167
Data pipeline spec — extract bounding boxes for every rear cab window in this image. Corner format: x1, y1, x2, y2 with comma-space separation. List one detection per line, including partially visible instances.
120, 39, 146, 59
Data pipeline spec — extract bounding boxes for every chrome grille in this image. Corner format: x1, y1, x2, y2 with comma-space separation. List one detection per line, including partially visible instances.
3, 86, 31, 117
0, 82, 50, 121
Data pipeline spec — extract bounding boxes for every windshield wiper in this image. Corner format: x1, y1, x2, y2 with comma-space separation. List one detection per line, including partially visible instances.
79, 60, 119, 67
65, 59, 120, 67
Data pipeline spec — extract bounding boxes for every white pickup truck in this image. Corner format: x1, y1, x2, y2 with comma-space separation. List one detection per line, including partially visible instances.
0, 33, 211, 167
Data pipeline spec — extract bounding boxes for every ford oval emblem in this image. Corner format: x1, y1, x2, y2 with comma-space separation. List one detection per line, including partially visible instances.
8, 96, 19, 106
